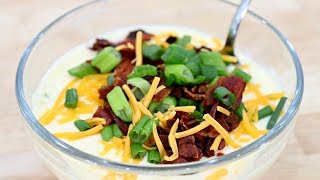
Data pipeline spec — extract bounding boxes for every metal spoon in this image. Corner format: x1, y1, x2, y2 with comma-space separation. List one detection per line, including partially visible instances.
221, 0, 252, 56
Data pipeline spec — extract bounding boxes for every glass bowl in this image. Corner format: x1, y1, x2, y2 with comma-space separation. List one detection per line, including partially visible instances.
16, 0, 303, 179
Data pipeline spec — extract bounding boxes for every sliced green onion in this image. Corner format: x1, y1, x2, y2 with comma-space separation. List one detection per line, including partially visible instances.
107, 86, 133, 122
65, 88, 78, 108
174, 35, 191, 48
147, 149, 161, 164
189, 75, 206, 85
213, 86, 236, 108
127, 65, 158, 78
200, 64, 217, 82
149, 97, 177, 113
139, 119, 159, 143
164, 64, 194, 84
161, 44, 189, 64
192, 110, 204, 122
91, 46, 122, 73
199, 51, 227, 76
112, 124, 124, 138
258, 105, 273, 120
210, 76, 220, 86
185, 53, 201, 76
149, 101, 160, 113
165, 74, 176, 86
130, 143, 147, 159
68, 63, 98, 78
101, 125, 114, 141
231, 68, 252, 83
198, 103, 205, 114
178, 97, 197, 106
267, 97, 287, 130
107, 75, 114, 85
132, 88, 145, 100
142, 44, 165, 61
74, 119, 92, 131
127, 77, 151, 95
129, 115, 150, 143
234, 102, 246, 121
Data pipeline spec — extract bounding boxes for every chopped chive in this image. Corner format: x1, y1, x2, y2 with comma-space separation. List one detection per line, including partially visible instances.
147, 149, 161, 164
267, 97, 287, 130
127, 65, 158, 78
107, 86, 133, 122
161, 44, 189, 64
164, 64, 194, 85
129, 116, 150, 143
68, 63, 98, 78
165, 74, 176, 86
231, 68, 252, 83
213, 86, 236, 108
107, 75, 114, 85
192, 111, 204, 122
127, 77, 151, 96
200, 64, 218, 82
178, 97, 197, 106
258, 105, 273, 120
91, 46, 122, 73
234, 102, 246, 121
210, 76, 220, 86
74, 119, 92, 131
142, 44, 165, 61
65, 88, 78, 108
132, 87, 145, 100
199, 51, 227, 76
149, 96, 177, 113
101, 125, 114, 141
174, 35, 191, 48
139, 119, 159, 143
185, 59, 201, 77
130, 143, 147, 159
189, 75, 206, 85
112, 124, 124, 138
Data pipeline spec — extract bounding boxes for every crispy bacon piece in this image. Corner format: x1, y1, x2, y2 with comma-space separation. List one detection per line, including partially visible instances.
153, 88, 173, 102
179, 113, 197, 131
225, 113, 240, 131
165, 36, 177, 44
161, 157, 188, 164
117, 29, 154, 46
170, 87, 183, 98
104, 103, 128, 135
198, 126, 220, 138
183, 87, 205, 101
178, 136, 203, 161
203, 138, 215, 157
92, 106, 113, 125
159, 135, 170, 149
203, 76, 246, 110
91, 39, 114, 51
218, 139, 226, 150
217, 152, 224, 157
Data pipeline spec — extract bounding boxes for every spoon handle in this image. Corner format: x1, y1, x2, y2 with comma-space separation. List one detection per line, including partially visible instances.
224, 0, 252, 55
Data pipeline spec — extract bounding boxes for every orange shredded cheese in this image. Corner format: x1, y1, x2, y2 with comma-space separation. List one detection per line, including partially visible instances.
217, 106, 231, 116
115, 44, 128, 51
142, 144, 157, 150
242, 110, 261, 139
137, 102, 153, 118
122, 124, 133, 162
141, 77, 160, 107
212, 37, 223, 51
153, 123, 167, 158
155, 85, 166, 94
221, 54, 238, 63
127, 42, 134, 50
85, 117, 106, 126
168, 111, 176, 119
175, 121, 210, 139
203, 114, 240, 149
122, 85, 141, 125
168, 106, 196, 113
205, 168, 228, 180
135, 31, 143, 66
210, 135, 222, 151
164, 119, 179, 161
54, 124, 103, 141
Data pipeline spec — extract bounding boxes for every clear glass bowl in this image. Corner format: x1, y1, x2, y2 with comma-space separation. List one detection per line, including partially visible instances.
16, 0, 303, 179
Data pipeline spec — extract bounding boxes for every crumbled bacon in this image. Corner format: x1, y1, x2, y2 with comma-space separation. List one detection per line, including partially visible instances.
203, 138, 215, 157
104, 103, 128, 135
170, 87, 183, 97
152, 88, 172, 102
218, 139, 226, 150
159, 135, 170, 149
161, 157, 188, 164
116, 29, 154, 46
92, 106, 113, 125
91, 39, 114, 51
165, 36, 177, 44
225, 113, 240, 131
183, 87, 205, 101
178, 136, 203, 161
217, 152, 224, 157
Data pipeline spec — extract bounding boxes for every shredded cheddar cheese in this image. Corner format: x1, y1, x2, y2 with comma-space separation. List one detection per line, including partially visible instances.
217, 106, 231, 116
168, 106, 196, 113
135, 31, 143, 66
153, 123, 167, 158
142, 144, 157, 150
221, 54, 238, 63
242, 110, 261, 139
137, 102, 153, 118
155, 85, 166, 94
168, 111, 176, 119
175, 121, 210, 139
54, 124, 103, 141
123, 124, 133, 162
212, 37, 223, 51
164, 119, 179, 161
127, 42, 134, 50
122, 85, 141, 125
141, 77, 160, 107
115, 44, 128, 51
85, 117, 106, 126
210, 135, 222, 151
205, 168, 228, 180
203, 114, 240, 149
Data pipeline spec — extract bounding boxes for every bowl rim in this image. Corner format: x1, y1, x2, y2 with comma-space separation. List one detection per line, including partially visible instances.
15, 0, 304, 175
